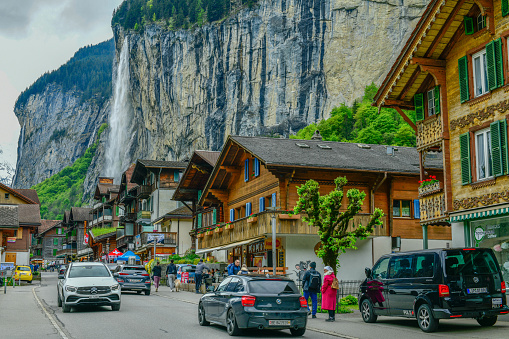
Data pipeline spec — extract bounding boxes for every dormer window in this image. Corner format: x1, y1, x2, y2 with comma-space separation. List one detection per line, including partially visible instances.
472, 49, 488, 97
477, 14, 486, 31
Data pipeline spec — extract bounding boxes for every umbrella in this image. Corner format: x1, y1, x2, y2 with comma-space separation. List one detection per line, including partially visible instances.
117, 251, 140, 261
108, 248, 123, 257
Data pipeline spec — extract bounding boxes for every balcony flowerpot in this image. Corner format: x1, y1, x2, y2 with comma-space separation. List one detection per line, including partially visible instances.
205, 231, 213, 236
225, 224, 234, 230
197, 233, 204, 238
418, 181, 442, 196
247, 216, 258, 224
278, 213, 301, 220
214, 227, 223, 233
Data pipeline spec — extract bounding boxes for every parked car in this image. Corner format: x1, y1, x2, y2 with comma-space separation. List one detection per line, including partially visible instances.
113, 265, 151, 295
57, 262, 121, 313
58, 265, 67, 276
198, 275, 308, 336
106, 263, 118, 273
177, 264, 196, 282
359, 248, 509, 332
14, 266, 33, 283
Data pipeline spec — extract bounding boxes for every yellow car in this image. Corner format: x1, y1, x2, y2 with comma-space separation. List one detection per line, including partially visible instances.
14, 266, 33, 283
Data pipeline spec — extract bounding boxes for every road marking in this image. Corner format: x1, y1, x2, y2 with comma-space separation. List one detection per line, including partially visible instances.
32, 287, 69, 339
154, 293, 359, 338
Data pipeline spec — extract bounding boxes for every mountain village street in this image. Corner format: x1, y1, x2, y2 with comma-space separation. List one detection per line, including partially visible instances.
0, 273, 507, 339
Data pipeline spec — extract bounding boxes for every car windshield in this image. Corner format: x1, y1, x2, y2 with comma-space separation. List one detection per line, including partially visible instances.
248, 280, 299, 294
68, 265, 111, 278
18, 267, 31, 271
182, 266, 195, 272
123, 266, 145, 271
445, 249, 500, 276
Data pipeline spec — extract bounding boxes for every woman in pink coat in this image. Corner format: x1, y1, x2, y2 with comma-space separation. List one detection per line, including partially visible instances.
321, 266, 337, 322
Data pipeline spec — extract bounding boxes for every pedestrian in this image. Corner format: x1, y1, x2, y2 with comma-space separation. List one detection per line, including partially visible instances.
227, 259, 241, 276
152, 261, 162, 292
166, 259, 177, 291
195, 259, 207, 294
321, 266, 338, 322
302, 262, 321, 318
237, 264, 249, 275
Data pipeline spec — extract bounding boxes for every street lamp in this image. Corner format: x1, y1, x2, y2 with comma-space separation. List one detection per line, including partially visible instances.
266, 206, 280, 276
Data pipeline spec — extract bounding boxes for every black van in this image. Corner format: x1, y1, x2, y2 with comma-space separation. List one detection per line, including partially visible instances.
359, 248, 508, 332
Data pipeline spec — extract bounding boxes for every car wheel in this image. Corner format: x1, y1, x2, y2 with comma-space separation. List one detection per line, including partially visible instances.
137, 291, 142, 294
198, 303, 210, 326
361, 299, 378, 323
28, 280, 32, 284
290, 327, 306, 336
145, 290, 151, 296
111, 303, 121, 311
417, 304, 438, 333
57, 292, 62, 307
226, 308, 241, 336
62, 302, 71, 313
477, 316, 497, 327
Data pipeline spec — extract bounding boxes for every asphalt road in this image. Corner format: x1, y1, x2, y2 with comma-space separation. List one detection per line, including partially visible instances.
7, 272, 508, 339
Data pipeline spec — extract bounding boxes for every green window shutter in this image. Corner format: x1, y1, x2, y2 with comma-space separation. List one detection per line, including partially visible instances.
116, 206, 119, 216
434, 86, 441, 114
503, 0, 509, 16
197, 213, 202, 228
53, 249, 57, 256
491, 121, 503, 176
197, 190, 202, 201
460, 132, 471, 184
494, 38, 504, 88
464, 16, 474, 35
414, 93, 424, 121
486, 41, 497, 91
53, 238, 58, 246
458, 56, 470, 103
212, 209, 217, 224
500, 119, 508, 175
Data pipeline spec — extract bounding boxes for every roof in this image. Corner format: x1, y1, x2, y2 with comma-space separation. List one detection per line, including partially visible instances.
17, 204, 41, 225
13, 189, 40, 204
194, 151, 220, 166
0, 182, 38, 204
120, 164, 138, 193
229, 136, 442, 173
70, 207, 91, 222
152, 205, 193, 224
0, 205, 18, 228
131, 159, 188, 184
38, 220, 60, 234
63, 211, 71, 224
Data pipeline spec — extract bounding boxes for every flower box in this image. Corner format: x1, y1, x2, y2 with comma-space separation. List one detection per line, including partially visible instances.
197, 233, 204, 238
214, 227, 223, 233
205, 231, 213, 236
225, 224, 234, 230
418, 181, 442, 196
247, 217, 258, 224
278, 213, 301, 220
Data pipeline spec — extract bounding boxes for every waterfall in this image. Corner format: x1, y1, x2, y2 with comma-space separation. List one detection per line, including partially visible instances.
104, 39, 133, 181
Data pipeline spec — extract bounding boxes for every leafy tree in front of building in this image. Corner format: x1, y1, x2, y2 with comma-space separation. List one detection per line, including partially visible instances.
293, 176, 384, 273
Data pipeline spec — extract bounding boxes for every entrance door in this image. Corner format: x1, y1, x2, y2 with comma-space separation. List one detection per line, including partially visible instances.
5, 253, 16, 264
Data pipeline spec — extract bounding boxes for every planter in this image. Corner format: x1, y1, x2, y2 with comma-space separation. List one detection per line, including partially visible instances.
205, 231, 213, 236
197, 233, 204, 238
418, 181, 442, 196
214, 227, 223, 233
247, 216, 258, 224
225, 224, 234, 230
278, 213, 301, 220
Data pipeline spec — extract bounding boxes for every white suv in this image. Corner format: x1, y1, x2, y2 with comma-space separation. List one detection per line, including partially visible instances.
57, 262, 121, 312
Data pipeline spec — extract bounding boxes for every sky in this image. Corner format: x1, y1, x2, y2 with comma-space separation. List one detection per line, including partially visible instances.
0, 0, 123, 182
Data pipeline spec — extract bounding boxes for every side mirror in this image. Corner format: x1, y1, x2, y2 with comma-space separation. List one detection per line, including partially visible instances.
364, 267, 372, 279
58, 274, 65, 279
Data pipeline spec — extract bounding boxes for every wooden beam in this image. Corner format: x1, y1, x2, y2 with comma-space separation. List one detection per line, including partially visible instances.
392, 106, 418, 133
384, 99, 415, 110
397, 67, 421, 101
440, 21, 464, 59
208, 189, 228, 203
220, 165, 241, 174
410, 57, 446, 68
425, 0, 467, 58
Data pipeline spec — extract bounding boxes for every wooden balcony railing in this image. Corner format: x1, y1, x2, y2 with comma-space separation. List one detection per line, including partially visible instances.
419, 192, 448, 224
117, 235, 133, 249
137, 185, 151, 199
198, 212, 387, 250
137, 210, 151, 220
416, 114, 443, 151
119, 190, 135, 203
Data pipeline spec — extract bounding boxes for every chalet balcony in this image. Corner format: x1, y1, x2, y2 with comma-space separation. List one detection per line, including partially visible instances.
416, 114, 443, 151
135, 232, 177, 249
137, 185, 151, 199
119, 190, 135, 203
419, 192, 448, 224
117, 235, 133, 249
197, 211, 387, 250
120, 213, 136, 223
93, 202, 103, 209
137, 210, 151, 221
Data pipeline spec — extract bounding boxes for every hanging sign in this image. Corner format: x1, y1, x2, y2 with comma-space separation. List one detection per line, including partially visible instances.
264, 237, 282, 250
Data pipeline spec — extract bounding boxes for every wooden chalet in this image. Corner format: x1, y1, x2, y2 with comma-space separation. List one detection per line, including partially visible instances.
116, 164, 138, 252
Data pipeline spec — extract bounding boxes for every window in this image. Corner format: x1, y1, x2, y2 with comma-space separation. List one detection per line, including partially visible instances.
53, 238, 58, 246
389, 256, 414, 279
174, 170, 180, 182
4, 193, 9, 199
393, 200, 411, 217
271, 193, 277, 208
414, 254, 435, 278
427, 89, 435, 116
216, 277, 232, 292
477, 14, 486, 31
53, 249, 57, 256
472, 49, 488, 97
253, 158, 260, 177
475, 128, 493, 180
372, 257, 390, 280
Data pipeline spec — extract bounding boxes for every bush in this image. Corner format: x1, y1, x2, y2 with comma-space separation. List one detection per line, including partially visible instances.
340, 295, 358, 306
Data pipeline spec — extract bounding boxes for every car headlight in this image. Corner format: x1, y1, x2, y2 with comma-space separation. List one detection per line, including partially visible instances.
111, 284, 120, 291
65, 285, 77, 292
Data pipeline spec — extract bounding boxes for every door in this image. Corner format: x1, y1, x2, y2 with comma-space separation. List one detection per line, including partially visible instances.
368, 257, 390, 315
206, 277, 231, 320
386, 255, 415, 316
217, 277, 242, 322
5, 253, 16, 264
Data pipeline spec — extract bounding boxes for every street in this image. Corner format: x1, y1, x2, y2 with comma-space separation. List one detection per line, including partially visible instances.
1, 272, 509, 339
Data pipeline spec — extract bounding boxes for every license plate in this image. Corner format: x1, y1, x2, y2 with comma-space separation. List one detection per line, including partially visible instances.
467, 287, 488, 294
492, 298, 502, 308
89, 295, 99, 299
269, 320, 291, 326
129, 279, 141, 283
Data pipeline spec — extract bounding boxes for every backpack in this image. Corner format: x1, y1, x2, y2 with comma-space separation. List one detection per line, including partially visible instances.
331, 277, 339, 290
227, 263, 234, 276
308, 271, 321, 290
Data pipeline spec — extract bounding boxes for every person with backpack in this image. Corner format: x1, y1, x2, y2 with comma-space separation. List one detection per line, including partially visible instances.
321, 266, 338, 322
227, 259, 241, 276
301, 262, 321, 318
166, 259, 177, 291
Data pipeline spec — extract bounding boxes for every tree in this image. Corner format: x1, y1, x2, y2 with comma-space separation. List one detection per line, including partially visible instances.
293, 177, 384, 273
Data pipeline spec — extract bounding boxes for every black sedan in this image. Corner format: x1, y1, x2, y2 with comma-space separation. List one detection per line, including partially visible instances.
198, 275, 308, 336
113, 265, 151, 295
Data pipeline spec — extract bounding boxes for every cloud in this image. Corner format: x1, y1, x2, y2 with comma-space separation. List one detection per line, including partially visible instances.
57, 0, 120, 33
0, 0, 41, 38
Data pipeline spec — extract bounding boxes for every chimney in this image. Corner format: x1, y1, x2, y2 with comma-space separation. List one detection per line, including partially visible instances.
311, 130, 322, 140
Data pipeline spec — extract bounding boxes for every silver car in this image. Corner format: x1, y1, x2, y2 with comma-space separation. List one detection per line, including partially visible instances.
57, 262, 121, 312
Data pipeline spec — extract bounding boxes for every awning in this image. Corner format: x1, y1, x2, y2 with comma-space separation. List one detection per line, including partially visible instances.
195, 237, 265, 254
450, 207, 509, 222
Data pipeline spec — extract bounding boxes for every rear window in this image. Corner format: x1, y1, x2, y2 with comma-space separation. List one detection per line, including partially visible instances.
18, 267, 31, 271
182, 266, 195, 273
445, 249, 500, 276
69, 265, 111, 278
248, 280, 299, 294
123, 266, 145, 271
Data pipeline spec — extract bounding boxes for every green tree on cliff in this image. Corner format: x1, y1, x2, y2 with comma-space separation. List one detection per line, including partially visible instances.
293, 177, 384, 273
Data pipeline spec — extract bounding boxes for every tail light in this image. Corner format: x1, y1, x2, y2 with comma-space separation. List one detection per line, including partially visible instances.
502, 281, 506, 294
119, 273, 129, 276
439, 284, 450, 297
299, 296, 308, 308
241, 295, 256, 307
142, 274, 150, 276
117, 279, 124, 283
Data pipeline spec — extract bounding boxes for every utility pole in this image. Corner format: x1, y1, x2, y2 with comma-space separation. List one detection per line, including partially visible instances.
266, 207, 280, 276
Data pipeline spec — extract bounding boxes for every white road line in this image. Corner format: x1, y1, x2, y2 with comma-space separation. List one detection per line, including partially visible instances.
154, 293, 359, 338
32, 287, 69, 339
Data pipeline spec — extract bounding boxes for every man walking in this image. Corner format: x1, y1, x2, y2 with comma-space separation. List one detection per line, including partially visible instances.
302, 262, 321, 318
166, 259, 177, 291
195, 259, 207, 294
227, 259, 241, 276
152, 261, 162, 292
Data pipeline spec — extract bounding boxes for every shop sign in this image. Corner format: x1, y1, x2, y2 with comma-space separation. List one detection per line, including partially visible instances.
474, 226, 485, 243
7, 237, 16, 243
265, 237, 282, 250
248, 240, 265, 253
